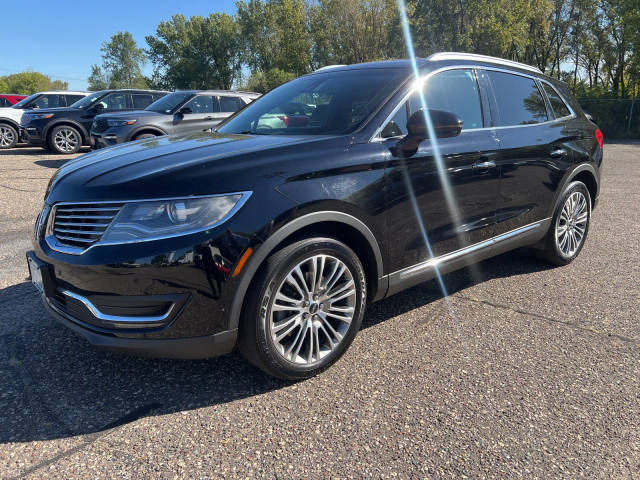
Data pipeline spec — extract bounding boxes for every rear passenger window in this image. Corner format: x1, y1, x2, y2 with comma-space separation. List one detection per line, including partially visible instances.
132, 94, 153, 109
219, 96, 244, 113
0, 98, 8, 107
542, 83, 571, 119
487, 71, 548, 126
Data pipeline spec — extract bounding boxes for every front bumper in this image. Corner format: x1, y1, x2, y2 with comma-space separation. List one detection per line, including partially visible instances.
43, 295, 237, 358
20, 125, 45, 145
90, 131, 125, 149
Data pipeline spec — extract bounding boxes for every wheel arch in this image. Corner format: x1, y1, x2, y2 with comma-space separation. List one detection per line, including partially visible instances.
550, 163, 599, 216
128, 126, 167, 141
0, 117, 20, 130
228, 211, 386, 330
44, 120, 89, 144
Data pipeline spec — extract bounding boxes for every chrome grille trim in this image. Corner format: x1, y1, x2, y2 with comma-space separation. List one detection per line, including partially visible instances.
46, 202, 124, 253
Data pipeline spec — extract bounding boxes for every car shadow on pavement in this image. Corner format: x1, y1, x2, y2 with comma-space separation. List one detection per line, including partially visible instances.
33, 159, 70, 169
0, 248, 552, 443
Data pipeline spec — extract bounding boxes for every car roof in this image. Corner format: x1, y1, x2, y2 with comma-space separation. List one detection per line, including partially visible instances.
310, 53, 544, 78
91, 89, 169, 95
172, 90, 260, 97
29, 91, 90, 95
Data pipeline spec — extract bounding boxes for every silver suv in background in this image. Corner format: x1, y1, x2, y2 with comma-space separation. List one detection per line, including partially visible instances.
90, 90, 260, 149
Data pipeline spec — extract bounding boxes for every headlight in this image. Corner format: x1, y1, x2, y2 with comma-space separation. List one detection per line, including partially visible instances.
107, 119, 136, 127
100, 193, 251, 244
27, 113, 54, 120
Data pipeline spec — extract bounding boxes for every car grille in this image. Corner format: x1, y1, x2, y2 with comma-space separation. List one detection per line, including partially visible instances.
52, 203, 123, 249
92, 119, 108, 133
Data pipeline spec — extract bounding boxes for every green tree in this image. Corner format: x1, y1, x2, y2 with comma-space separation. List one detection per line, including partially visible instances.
237, 0, 312, 75
244, 68, 297, 93
0, 77, 9, 93
88, 31, 148, 90
0, 71, 68, 94
146, 13, 242, 89
309, 0, 401, 66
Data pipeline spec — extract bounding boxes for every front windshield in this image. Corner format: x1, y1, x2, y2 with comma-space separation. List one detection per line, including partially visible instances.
12, 93, 40, 109
145, 92, 193, 114
217, 69, 407, 136
71, 91, 105, 109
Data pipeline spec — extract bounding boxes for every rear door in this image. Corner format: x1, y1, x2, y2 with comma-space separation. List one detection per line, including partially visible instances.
382, 67, 501, 272
216, 96, 246, 125
172, 95, 218, 134
484, 69, 574, 234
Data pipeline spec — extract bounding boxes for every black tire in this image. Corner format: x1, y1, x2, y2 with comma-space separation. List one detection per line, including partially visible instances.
537, 181, 591, 266
48, 125, 82, 154
0, 123, 18, 149
134, 133, 157, 141
238, 237, 367, 380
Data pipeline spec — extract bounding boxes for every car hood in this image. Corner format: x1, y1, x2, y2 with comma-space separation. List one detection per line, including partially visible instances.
46, 131, 345, 203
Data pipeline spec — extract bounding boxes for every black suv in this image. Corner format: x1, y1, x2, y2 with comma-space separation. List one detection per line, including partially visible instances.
21, 89, 167, 154
90, 90, 260, 149
27, 54, 602, 380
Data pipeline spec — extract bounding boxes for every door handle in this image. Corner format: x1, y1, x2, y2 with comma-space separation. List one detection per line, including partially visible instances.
550, 148, 567, 159
472, 160, 496, 172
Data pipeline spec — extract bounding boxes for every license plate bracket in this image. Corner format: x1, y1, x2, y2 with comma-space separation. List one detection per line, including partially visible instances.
26, 252, 56, 298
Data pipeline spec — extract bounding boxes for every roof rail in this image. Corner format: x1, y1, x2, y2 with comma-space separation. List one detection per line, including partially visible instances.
315, 64, 346, 72
427, 52, 542, 74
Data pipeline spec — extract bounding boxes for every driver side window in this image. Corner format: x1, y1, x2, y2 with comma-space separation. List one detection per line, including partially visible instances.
97, 93, 129, 110
381, 69, 483, 138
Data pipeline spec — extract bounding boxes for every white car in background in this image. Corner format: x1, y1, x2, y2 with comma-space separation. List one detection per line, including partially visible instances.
0, 91, 88, 149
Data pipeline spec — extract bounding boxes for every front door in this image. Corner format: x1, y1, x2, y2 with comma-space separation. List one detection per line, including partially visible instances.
81, 92, 130, 131
172, 95, 219, 135
382, 68, 501, 273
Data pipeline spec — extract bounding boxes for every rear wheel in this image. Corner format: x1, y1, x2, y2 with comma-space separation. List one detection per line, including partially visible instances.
238, 237, 367, 380
0, 123, 18, 149
537, 181, 591, 265
49, 125, 81, 154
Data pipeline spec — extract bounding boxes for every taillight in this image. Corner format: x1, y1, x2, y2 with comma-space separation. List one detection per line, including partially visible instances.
595, 129, 604, 148
279, 115, 290, 127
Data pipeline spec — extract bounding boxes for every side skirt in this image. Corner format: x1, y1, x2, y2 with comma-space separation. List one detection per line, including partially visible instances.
384, 218, 551, 297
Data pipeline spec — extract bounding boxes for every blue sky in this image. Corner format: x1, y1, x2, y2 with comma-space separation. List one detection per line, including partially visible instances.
0, 0, 238, 91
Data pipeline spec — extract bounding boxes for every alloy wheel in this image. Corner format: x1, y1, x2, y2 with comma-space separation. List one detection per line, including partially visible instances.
53, 128, 79, 153
269, 254, 356, 365
0, 126, 16, 147
556, 191, 588, 257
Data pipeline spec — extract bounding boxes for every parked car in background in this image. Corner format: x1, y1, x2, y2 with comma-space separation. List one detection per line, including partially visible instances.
0, 91, 88, 149
20, 89, 167, 154
89, 90, 259, 149
0, 94, 27, 107
27, 54, 602, 379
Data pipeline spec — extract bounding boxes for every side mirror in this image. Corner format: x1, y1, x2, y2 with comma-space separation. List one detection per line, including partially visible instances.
94, 103, 105, 110
178, 107, 193, 116
394, 109, 463, 157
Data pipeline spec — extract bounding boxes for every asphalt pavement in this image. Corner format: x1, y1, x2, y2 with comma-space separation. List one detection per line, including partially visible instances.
0, 143, 638, 479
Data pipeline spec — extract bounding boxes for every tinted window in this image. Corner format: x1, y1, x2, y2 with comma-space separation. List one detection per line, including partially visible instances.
132, 94, 153, 109
381, 104, 409, 138
184, 95, 214, 114
218, 69, 406, 136
542, 83, 571, 118
219, 96, 244, 112
97, 93, 128, 110
409, 69, 483, 131
65, 95, 85, 107
0, 98, 9, 107
146, 92, 193, 114
487, 71, 548, 126
32, 94, 63, 109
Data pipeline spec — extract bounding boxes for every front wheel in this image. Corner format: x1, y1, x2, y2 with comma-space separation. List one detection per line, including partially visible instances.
48, 125, 82, 154
0, 123, 18, 149
538, 181, 591, 265
238, 237, 367, 380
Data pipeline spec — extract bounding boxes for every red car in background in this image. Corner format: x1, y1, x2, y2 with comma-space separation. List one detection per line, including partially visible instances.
0, 94, 27, 108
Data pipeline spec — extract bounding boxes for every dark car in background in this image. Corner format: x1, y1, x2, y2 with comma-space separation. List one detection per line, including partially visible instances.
20, 89, 167, 154
28, 53, 602, 380
0, 91, 88, 149
90, 90, 259, 149
0, 94, 27, 107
